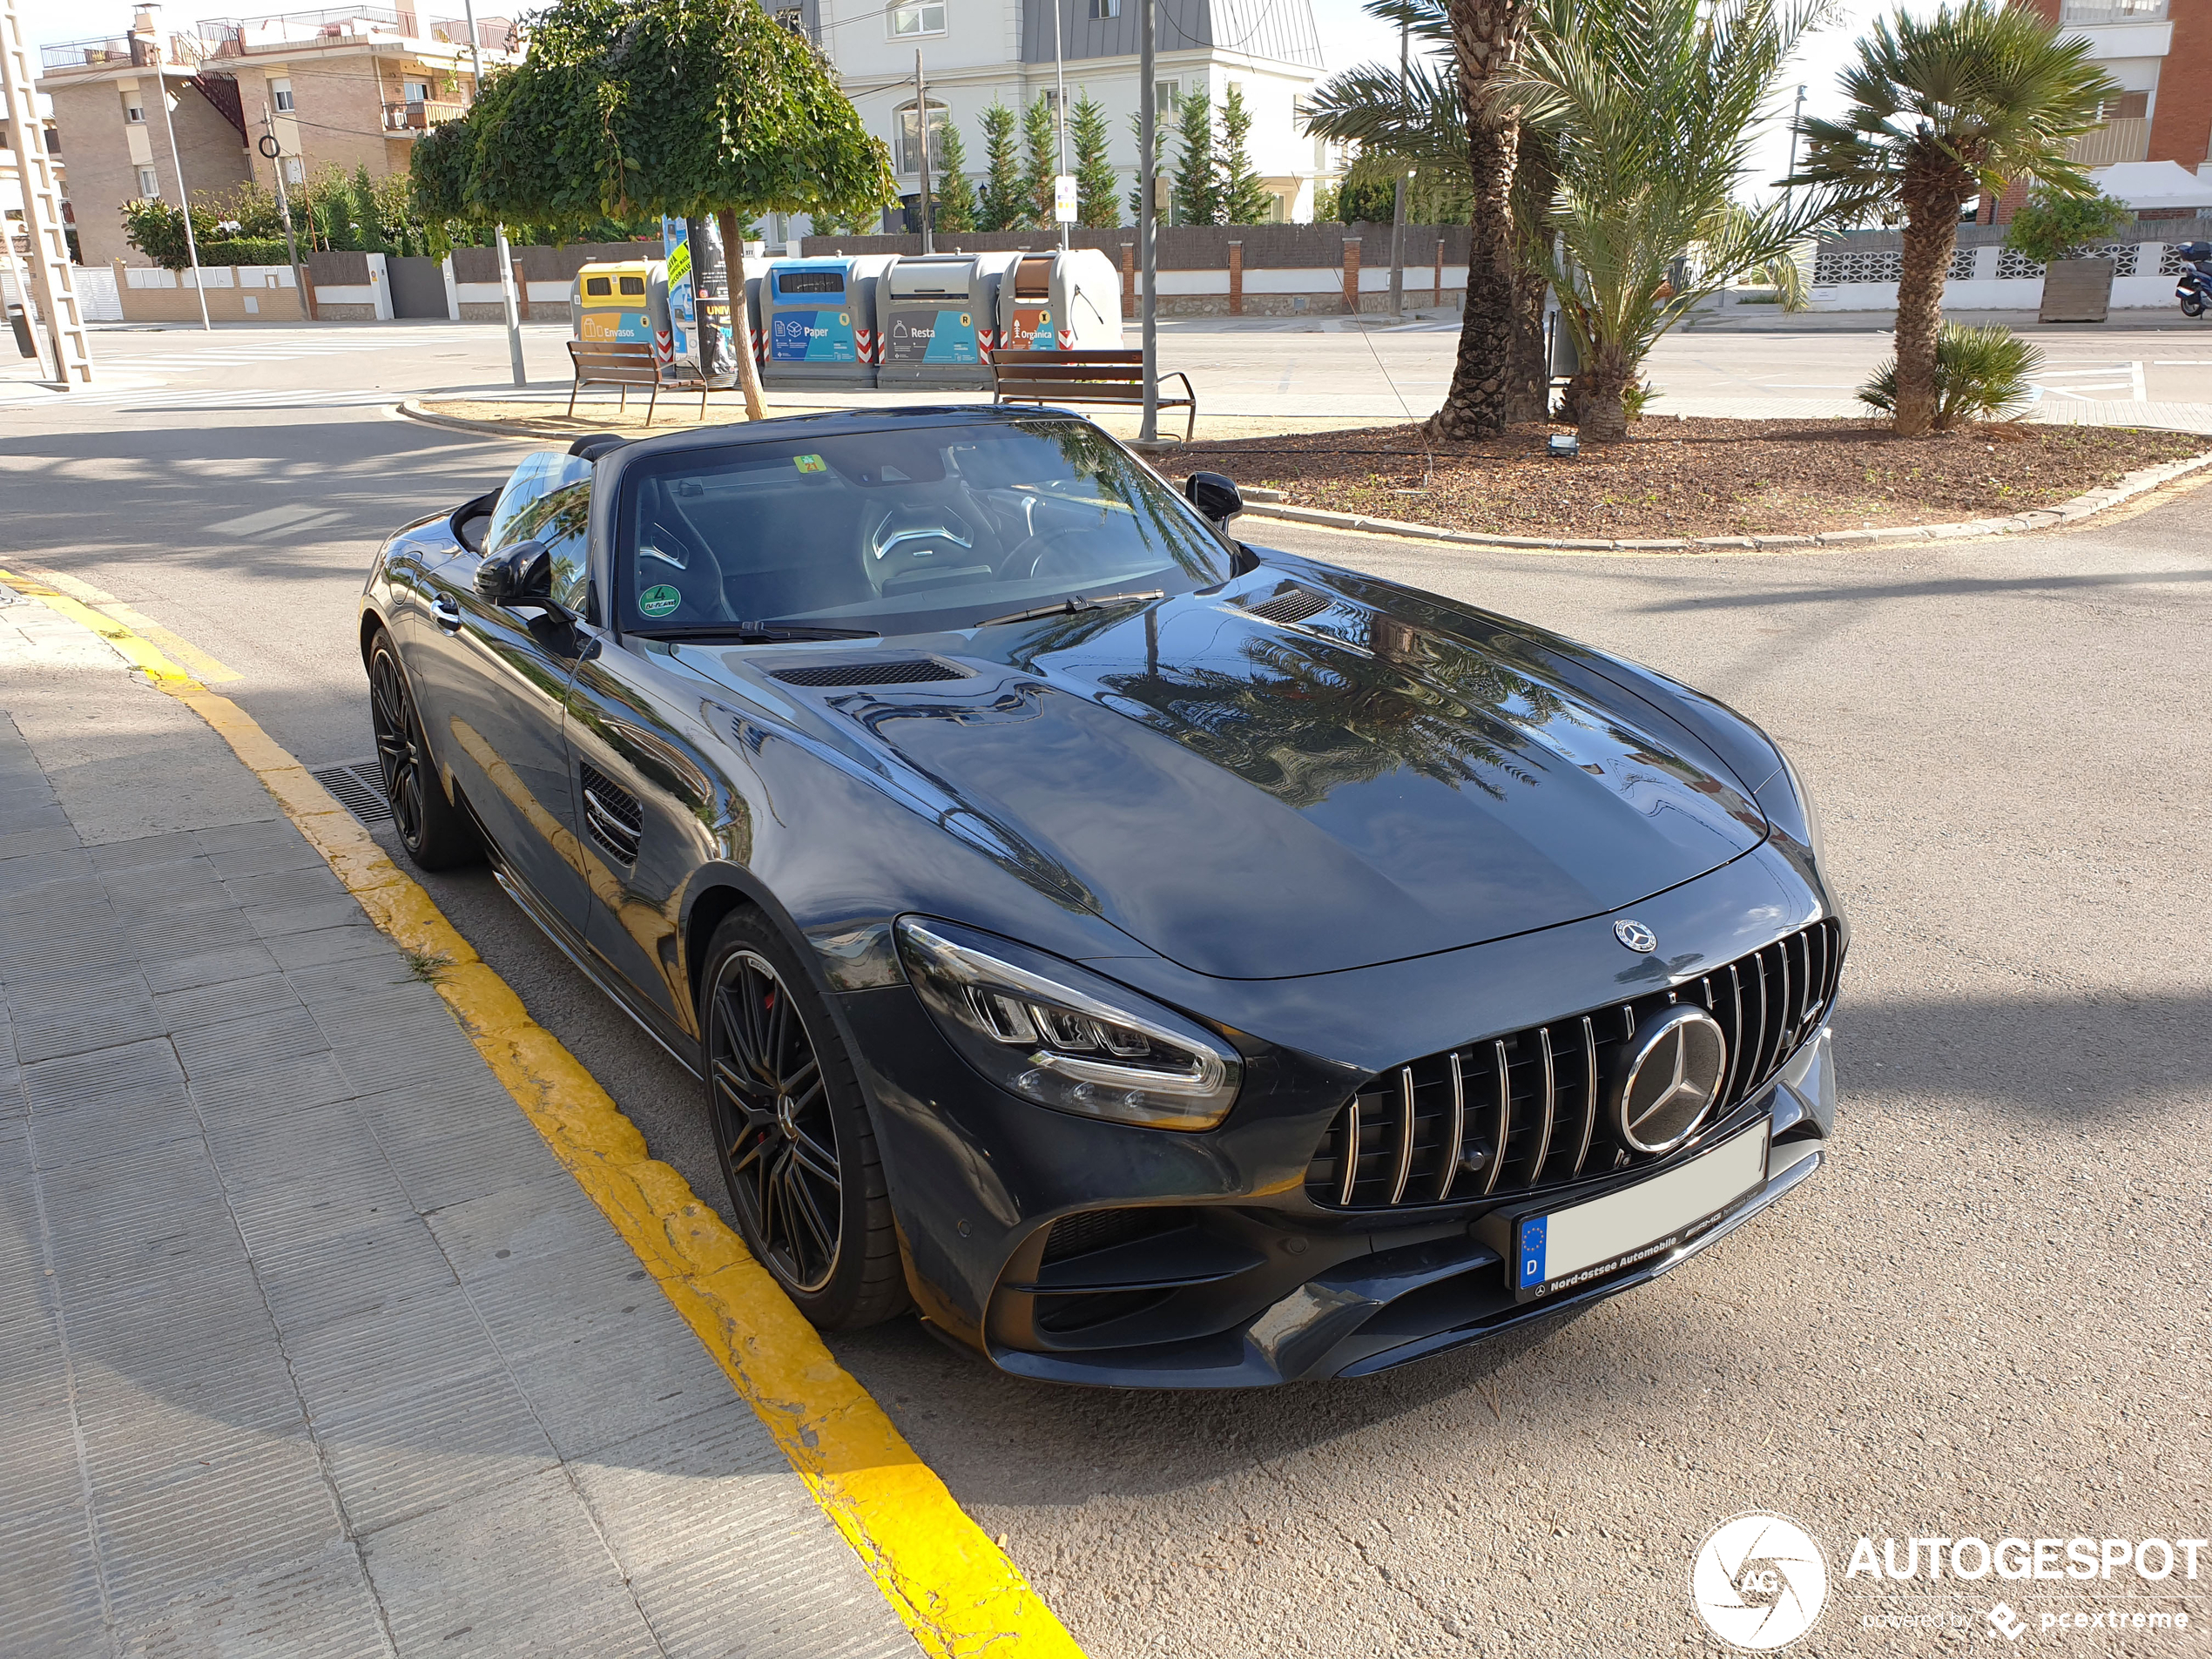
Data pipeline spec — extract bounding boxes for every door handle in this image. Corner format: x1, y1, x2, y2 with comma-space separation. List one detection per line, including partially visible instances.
432, 595, 462, 633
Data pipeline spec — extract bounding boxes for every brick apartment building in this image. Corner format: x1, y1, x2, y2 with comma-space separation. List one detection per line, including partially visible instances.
37, 4, 516, 270
1995, 0, 2212, 218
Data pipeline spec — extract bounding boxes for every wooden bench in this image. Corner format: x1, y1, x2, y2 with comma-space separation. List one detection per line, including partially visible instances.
991, 349, 1197, 442
565, 339, 707, 424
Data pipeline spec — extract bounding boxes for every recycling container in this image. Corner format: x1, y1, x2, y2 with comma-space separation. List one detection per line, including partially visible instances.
759, 254, 898, 388
570, 260, 657, 346
995, 247, 1123, 354
877, 251, 1023, 388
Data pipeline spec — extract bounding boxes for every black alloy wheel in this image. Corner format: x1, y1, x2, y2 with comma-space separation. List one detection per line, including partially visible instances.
702, 911, 907, 1328
367, 629, 480, 870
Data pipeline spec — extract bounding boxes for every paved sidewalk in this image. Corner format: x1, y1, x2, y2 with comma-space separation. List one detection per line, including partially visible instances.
0, 588, 918, 1656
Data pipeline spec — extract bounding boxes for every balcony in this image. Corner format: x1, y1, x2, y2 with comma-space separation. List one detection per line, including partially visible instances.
2059, 0, 2164, 19
187, 8, 517, 56
382, 98, 468, 133
2068, 117, 2151, 165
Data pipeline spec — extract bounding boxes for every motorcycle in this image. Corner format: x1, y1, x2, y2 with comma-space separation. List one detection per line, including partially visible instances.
2178, 241, 2211, 319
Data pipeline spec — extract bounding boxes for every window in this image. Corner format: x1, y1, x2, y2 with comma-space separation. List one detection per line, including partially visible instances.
1089, 0, 1119, 16
2098, 90, 2149, 121
889, 0, 945, 36
896, 98, 948, 174
137, 165, 160, 198
401, 78, 429, 102
485, 452, 593, 612
271, 79, 293, 112
614, 421, 1232, 637
124, 101, 145, 123
1154, 79, 1179, 111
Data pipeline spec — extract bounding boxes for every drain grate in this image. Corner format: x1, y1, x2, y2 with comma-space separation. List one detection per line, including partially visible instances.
312, 759, 393, 825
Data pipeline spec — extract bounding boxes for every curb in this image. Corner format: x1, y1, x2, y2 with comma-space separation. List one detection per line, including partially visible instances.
1230, 448, 2212, 554
397, 397, 584, 441
0, 567, 1086, 1659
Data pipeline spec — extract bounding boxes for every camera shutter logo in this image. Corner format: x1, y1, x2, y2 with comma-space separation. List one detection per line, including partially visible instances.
1691, 1513, 1828, 1650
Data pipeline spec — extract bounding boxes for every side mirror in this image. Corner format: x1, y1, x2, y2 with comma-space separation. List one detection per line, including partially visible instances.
1184, 471, 1244, 525
474, 539, 554, 607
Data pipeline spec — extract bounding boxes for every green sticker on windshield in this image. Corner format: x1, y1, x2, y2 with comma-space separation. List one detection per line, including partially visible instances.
638, 583, 681, 617
794, 453, 827, 473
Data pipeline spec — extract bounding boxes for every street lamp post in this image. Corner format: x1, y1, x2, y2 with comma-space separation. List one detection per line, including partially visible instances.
915, 51, 934, 254
140, 5, 211, 331
460, 0, 525, 385
1137, 0, 1157, 443
1387, 17, 1406, 318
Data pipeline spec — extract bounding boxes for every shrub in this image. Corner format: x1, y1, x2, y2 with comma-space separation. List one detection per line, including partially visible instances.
198, 238, 296, 267
2003, 186, 2133, 267
1858, 321, 2045, 428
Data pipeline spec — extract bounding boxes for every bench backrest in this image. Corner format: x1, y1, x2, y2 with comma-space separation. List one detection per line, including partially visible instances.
568, 339, 662, 381
993, 348, 1177, 405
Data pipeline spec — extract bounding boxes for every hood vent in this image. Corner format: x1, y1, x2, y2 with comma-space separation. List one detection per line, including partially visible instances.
1243, 586, 1332, 628
769, 658, 972, 688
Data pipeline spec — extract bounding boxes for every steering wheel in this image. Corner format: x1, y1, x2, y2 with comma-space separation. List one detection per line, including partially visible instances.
1002, 527, 1104, 583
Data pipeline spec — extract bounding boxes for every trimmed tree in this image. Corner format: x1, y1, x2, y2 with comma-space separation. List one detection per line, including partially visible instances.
1070, 92, 1121, 227
978, 102, 1022, 231
934, 122, 980, 233
1017, 94, 1058, 229
1127, 106, 1171, 223
412, 0, 895, 420
1789, 0, 2111, 436
1172, 90, 1221, 226
1217, 84, 1273, 225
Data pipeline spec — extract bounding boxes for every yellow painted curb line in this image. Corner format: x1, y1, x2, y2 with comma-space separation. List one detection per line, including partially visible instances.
0, 568, 1083, 1659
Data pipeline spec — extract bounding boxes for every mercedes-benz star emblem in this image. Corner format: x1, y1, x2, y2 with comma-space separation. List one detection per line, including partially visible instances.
1608, 1004, 1728, 1154
1614, 919, 1657, 953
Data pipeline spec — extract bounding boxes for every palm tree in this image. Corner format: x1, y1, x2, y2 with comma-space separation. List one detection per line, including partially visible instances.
1787, 0, 2112, 437
1302, 0, 1551, 424
1498, 0, 1839, 441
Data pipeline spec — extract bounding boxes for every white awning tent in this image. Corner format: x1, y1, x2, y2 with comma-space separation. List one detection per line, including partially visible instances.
2086, 159, 2212, 212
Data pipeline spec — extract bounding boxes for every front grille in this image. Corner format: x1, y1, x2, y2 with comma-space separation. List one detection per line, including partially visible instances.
769, 658, 969, 687
1305, 919, 1842, 1211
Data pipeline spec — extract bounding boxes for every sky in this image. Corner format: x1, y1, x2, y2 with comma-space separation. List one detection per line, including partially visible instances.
20, 0, 1940, 199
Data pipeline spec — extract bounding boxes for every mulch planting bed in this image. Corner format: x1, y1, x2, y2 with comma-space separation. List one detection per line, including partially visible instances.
1179, 417, 2209, 541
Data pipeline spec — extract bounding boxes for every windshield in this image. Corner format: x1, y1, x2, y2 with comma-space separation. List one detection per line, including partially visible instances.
613, 418, 1233, 637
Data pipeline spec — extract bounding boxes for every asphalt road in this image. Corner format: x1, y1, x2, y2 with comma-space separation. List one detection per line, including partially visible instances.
3, 325, 2207, 1657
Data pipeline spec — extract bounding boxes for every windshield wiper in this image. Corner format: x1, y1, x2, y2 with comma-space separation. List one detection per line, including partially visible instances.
630, 622, 882, 643
976, 590, 1166, 629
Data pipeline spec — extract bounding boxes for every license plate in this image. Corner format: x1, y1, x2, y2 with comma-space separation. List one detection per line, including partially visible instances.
1504, 1122, 1770, 1301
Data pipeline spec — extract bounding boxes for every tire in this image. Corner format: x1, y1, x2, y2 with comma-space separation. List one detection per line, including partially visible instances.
700, 908, 907, 1330
367, 627, 482, 871
2183, 296, 2206, 319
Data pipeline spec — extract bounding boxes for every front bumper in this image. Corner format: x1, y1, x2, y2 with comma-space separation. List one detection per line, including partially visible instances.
846, 919, 1839, 1386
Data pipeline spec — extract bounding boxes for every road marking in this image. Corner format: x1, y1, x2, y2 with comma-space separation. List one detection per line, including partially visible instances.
208, 503, 347, 536
10, 563, 242, 683
2152, 361, 2212, 365
0, 566, 1084, 1659
2032, 362, 2144, 401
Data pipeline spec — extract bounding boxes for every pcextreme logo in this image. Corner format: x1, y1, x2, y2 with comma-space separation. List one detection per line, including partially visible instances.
1692, 1513, 1830, 1650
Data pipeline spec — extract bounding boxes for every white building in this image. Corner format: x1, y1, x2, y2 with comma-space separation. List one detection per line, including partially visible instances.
769, 0, 1332, 239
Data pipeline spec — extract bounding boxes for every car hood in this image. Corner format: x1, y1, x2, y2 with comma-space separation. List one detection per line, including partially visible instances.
740, 585, 1769, 979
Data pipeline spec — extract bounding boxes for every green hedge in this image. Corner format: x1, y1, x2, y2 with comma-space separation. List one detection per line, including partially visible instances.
196, 238, 298, 268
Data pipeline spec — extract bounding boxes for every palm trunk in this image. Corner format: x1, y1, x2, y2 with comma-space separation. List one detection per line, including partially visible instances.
718, 208, 769, 421
1428, 0, 1533, 442
1578, 344, 1633, 443
1502, 128, 1557, 426
1892, 165, 1967, 440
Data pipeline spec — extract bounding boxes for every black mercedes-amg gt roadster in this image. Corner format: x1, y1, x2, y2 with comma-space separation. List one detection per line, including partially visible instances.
360, 407, 1843, 1387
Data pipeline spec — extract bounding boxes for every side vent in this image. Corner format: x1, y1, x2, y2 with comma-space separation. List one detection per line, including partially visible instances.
1243, 586, 1332, 627
578, 763, 642, 864
769, 658, 971, 688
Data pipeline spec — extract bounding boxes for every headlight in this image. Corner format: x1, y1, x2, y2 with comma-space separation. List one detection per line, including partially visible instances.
894, 918, 1242, 1131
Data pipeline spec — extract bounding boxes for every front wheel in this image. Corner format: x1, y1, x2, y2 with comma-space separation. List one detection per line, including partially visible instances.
701, 909, 907, 1330
368, 627, 481, 870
